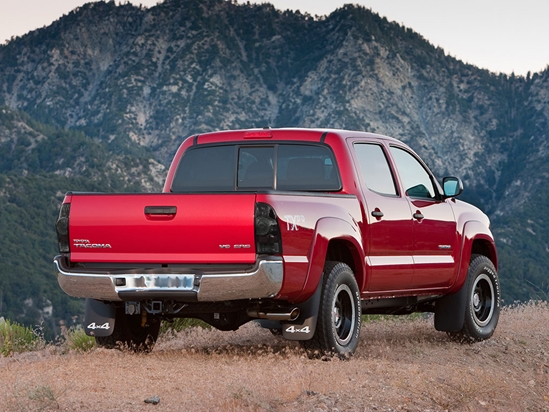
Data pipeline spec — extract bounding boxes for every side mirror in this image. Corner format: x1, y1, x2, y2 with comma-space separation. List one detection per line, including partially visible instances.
442, 177, 463, 198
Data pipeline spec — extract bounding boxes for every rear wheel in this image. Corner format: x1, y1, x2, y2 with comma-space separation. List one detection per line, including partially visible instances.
95, 308, 160, 352
448, 254, 500, 342
301, 261, 361, 357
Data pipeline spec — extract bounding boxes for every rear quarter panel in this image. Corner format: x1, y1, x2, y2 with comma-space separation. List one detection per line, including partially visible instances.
258, 193, 364, 302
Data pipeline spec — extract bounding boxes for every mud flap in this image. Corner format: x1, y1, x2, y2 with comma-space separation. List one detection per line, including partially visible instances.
281, 281, 322, 341
84, 299, 116, 337
434, 284, 467, 332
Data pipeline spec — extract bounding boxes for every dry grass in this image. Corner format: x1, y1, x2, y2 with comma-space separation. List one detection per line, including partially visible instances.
1, 302, 548, 411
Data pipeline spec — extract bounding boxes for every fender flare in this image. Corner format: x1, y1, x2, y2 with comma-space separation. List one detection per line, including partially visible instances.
451, 220, 497, 294
435, 220, 497, 332
293, 217, 364, 303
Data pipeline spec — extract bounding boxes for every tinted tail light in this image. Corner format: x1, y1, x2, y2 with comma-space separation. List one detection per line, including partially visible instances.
56, 203, 71, 253
255, 203, 282, 254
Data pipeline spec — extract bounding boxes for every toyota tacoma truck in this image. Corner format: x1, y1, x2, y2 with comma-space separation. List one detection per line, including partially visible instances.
54, 128, 500, 356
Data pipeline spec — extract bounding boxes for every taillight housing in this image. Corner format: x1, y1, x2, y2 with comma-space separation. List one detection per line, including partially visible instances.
255, 203, 282, 254
56, 202, 71, 253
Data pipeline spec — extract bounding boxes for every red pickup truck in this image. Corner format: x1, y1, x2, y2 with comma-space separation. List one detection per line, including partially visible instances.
54, 128, 500, 356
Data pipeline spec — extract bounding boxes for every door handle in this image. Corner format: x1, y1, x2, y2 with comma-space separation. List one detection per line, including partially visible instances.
413, 212, 424, 220
371, 209, 384, 218
144, 206, 177, 215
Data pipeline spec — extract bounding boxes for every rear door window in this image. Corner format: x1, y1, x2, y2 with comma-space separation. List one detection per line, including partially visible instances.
354, 143, 398, 196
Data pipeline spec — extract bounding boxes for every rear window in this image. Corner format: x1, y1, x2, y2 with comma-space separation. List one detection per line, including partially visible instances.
171, 143, 340, 192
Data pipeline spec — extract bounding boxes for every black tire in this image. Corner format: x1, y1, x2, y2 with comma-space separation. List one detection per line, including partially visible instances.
301, 261, 361, 357
95, 308, 160, 352
448, 254, 500, 343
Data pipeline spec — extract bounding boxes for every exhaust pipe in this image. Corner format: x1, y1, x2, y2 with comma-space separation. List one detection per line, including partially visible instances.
247, 308, 300, 321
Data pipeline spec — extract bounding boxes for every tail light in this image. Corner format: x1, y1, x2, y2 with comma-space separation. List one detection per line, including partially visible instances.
56, 202, 71, 253
255, 203, 282, 254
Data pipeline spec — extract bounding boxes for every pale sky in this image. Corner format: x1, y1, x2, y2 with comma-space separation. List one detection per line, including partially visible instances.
1, 0, 548, 76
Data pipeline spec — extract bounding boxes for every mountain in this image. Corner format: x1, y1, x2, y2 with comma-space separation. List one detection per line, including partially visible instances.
0, 0, 548, 331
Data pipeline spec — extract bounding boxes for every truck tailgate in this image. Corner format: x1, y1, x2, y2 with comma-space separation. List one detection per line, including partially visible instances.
68, 193, 256, 264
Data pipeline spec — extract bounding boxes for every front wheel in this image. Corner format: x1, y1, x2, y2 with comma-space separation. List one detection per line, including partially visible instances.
448, 254, 500, 342
95, 308, 160, 352
301, 261, 361, 357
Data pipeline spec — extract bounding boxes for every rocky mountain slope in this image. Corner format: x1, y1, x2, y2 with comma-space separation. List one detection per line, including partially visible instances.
0, 0, 548, 329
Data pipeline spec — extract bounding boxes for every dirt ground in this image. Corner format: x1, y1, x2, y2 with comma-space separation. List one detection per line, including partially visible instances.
1, 302, 548, 412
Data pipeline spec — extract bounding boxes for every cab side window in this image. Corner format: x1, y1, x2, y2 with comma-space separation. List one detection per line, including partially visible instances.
354, 143, 398, 196
389, 146, 436, 199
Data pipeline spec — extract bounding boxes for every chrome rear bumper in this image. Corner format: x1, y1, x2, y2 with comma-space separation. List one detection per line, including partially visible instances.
54, 256, 283, 302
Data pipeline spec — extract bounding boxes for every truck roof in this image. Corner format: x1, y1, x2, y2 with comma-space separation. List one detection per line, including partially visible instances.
189, 128, 402, 145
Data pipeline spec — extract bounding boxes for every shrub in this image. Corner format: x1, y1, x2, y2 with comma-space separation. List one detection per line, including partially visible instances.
61, 326, 96, 352
0, 317, 41, 356
160, 317, 210, 336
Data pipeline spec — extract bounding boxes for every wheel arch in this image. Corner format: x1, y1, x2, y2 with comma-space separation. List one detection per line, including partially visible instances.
326, 238, 364, 291
293, 217, 364, 303
451, 220, 498, 294
434, 219, 498, 334
471, 238, 498, 271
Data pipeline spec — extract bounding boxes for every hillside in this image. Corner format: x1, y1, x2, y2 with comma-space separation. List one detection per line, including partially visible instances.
1, 302, 548, 411
0, 0, 549, 330
0, 107, 164, 336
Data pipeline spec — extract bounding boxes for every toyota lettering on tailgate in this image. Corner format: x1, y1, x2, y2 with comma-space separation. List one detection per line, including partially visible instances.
73, 239, 112, 249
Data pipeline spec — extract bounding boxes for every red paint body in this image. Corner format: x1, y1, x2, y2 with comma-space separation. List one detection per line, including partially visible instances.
61, 128, 497, 304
